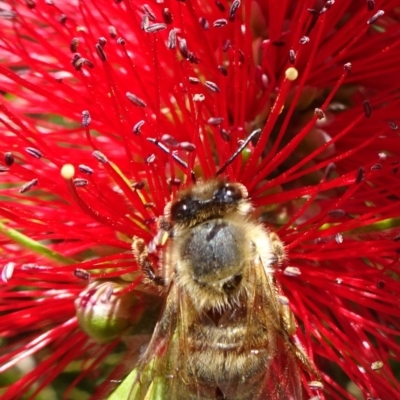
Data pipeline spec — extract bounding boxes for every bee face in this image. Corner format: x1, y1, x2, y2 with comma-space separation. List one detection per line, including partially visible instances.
164, 179, 251, 227
163, 180, 266, 310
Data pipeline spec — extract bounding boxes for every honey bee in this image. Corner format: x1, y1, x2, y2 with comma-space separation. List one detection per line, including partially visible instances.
128, 179, 319, 400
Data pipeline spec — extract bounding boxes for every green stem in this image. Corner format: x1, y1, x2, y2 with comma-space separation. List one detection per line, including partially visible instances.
320, 217, 400, 235
0, 221, 75, 265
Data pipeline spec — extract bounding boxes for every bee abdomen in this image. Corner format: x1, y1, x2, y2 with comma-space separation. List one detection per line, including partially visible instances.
181, 323, 274, 400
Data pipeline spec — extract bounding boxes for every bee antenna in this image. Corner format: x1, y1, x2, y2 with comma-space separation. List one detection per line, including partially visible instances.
215, 129, 261, 176
147, 137, 196, 183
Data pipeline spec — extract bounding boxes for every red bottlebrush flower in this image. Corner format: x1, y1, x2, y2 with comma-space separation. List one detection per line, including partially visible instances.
0, 0, 400, 399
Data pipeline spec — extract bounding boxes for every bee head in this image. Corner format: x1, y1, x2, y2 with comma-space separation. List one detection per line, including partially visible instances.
164, 180, 251, 227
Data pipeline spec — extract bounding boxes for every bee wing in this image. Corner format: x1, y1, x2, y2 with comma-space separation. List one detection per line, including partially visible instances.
248, 257, 304, 400
125, 282, 183, 400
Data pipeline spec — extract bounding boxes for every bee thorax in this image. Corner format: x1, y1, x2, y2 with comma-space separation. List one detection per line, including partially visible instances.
180, 220, 245, 284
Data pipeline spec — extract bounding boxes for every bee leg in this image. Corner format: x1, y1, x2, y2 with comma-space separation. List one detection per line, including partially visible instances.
268, 232, 286, 265
132, 236, 165, 286
280, 301, 321, 379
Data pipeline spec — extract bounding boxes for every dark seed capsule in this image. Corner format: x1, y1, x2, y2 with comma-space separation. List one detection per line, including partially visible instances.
328, 209, 346, 218
132, 181, 145, 190
167, 29, 177, 49
0, 10, 17, 20
218, 65, 228, 76
71, 54, 82, 66
74, 268, 90, 280
70, 37, 79, 53
367, 0, 375, 10
325, 0, 335, 7
1, 262, 15, 282
207, 117, 224, 125
314, 108, 325, 120
188, 52, 199, 64
367, 10, 384, 24
146, 154, 156, 164
199, 17, 210, 30
145, 23, 167, 33
4, 152, 14, 166
82, 110, 91, 127
356, 167, 364, 184
178, 142, 196, 152
370, 163, 382, 171
25, 0, 36, 9
299, 36, 310, 44
335, 233, 344, 244
71, 54, 82, 71
213, 19, 228, 28
141, 15, 150, 30
388, 121, 398, 130
94, 43, 107, 62
376, 280, 385, 289
307, 8, 319, 16
78, 164, 93, 175
193, 93, 205, 102
117, 37, 125, 45
215, 0, 225, 11
95, 43, 107, 61
108, 25, 117, 39
284, 266, 301, 277
222, 39, 231, 52
133, 120, 145, 134
168, 178, 181, 186
92, 150, 108, 164
162, 8, 173, 24
363, 99, 371, 118
142, 4, 156, 21
320, 0, 334, 13
289, 49, 296, 64
179, 38, 188, 58
25, 147, 42, 159
126, 92, 147, 107
343, 62, 352, 72
189, 77, 200, 84
74, 58, 94, 70
19, 178, 38, 194
394, 234, 400, 242
0, 166, 8, 172
59, 14, 67, 24
161, 134, 179, 147
229, 0, 241, 20
205, 80, 220, 92
73, 178, 88, 187
98, 37, 107, 47
220, 128, 230, 141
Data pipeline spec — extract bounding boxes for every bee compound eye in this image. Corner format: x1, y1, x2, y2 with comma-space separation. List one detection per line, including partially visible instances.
213, 183, 242, 204
170, 197, 198, 221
